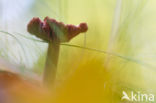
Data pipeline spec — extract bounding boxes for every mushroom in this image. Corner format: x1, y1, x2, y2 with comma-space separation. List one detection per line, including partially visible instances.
27, 17, 88, 88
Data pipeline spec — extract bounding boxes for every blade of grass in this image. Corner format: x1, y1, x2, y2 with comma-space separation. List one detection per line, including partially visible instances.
2, 31, 156, 71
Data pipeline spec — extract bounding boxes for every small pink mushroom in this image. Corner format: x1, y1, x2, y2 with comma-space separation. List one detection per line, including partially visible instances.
27, 17, 88, 88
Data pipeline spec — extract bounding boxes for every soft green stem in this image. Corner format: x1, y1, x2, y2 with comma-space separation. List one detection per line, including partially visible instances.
104, 0, 122, 69
43, 41, 60, 87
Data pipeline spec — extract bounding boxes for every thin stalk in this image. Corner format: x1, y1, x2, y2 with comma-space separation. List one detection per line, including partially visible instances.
104, 0, 122, 69
43, 41, 60, 87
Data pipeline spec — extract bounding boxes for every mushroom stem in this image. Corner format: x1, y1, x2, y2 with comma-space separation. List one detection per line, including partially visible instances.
43, 41, 60, 87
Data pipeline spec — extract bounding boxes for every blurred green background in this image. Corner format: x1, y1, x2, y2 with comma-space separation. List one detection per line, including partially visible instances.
0, 0, 156, 102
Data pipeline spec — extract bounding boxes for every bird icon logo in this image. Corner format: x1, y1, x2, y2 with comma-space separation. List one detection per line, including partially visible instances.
122, 91, 130, 101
